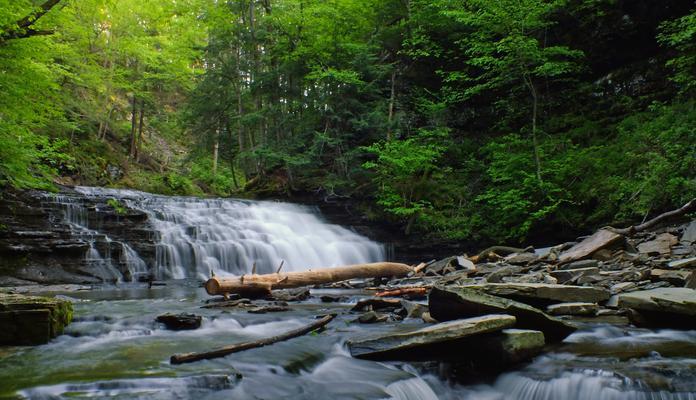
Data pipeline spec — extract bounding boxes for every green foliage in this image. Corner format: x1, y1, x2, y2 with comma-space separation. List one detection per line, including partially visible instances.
106, 198, 127, 215
658, 8, 696, 96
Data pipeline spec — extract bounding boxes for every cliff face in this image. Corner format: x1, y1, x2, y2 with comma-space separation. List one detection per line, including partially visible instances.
0, 188, 157, 284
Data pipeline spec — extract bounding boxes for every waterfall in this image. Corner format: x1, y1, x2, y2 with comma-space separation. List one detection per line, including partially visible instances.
58, 187, 385, 281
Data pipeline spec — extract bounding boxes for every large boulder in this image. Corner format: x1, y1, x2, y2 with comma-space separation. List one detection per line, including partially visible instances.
347, 314, 516, 360
0, 293, 73, 345
558, 229, 623, 264
618, 288, 696, 329
455, 282, 610, 306
429, 286, 576, 342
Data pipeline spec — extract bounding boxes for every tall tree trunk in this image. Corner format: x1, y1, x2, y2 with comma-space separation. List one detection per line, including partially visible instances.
387, 68, 397, 141
135, 99, 145, 162
523, 74, 543, 184
129, 95, 138, 159
212, 126, 220, 176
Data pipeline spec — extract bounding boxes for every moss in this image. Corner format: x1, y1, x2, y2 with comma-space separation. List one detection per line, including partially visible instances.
106, 198, 128, 215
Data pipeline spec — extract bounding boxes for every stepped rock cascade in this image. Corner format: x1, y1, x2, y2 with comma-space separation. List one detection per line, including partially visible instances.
63, 187, 386, 281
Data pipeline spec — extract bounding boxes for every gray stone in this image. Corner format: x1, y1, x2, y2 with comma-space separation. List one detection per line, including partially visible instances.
505, 252, 538, 265
681, 220, 696, 244
559, 230, 623, 264
547, 302, 599, 316
668, 257, 696, 269
156, 313, 202, 330
560, 259, 599, 270
459, 282, 611, 305
549, 267, 600, 284
398, 300, 429, 319
356, 311, 389, 324
650, 269, 691, 286
347, 314, 516, 360
618, 288, 696, 329
638, 233, 678, 256
429, 286, 576, 342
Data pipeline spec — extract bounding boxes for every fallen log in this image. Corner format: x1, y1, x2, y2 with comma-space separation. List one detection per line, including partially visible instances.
470, 246, 532, 263
170, 314, 335, 364
205, 262, 414, 297
608, 198, 696, 236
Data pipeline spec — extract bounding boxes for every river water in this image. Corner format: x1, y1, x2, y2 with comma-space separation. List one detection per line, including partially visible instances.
1, 189, 695, 399
1, 283, 694, 399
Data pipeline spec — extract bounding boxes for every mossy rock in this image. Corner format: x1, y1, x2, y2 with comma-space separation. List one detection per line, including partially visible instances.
0, 293, 73, 345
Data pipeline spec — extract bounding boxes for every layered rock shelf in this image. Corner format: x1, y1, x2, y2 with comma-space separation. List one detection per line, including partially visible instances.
0, 293, 73, 345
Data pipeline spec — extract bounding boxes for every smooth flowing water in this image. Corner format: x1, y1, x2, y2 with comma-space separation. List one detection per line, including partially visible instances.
1, 284, 695, 399
47, 187, 385, 281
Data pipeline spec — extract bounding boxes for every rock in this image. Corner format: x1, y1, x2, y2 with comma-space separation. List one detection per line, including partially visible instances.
549, 267, 600, 284
356, 311, 389, 324
686, 272, 696, 289
543, 274, 558, 284
546, 302, 599, 316
559, 229, 623, 264
421, 312, 438, 323
457, 256, 476, 270
476, 329, 545, 365
638, 233, 678, 256
505, 252, 538, 265
0, 293, 73, 345
270, 288, 311, 302
668, 257, 696, 269
485, 265, 523, 283
560, 259, 599, 270
459, 282, 611, 306
320, 295, 347, 303
351, 298, 402, 312
681, 220, 696, 244
611, 281, 638, 294
347, 314, 516, 360
155, 313, 202, 330
398, 300, 429, 319
428, 286, 576, 342
650, 269, 691, 286
618, 288, 696, 329
247, 305, 290, 314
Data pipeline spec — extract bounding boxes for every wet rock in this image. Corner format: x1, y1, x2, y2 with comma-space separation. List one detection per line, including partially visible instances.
638, 233, 678, 256
347, 314, 516, 360
668, 257, 696, 269
270, 288, 311, 302
559, 229, 623, 264
618, 288, 696, 329
397, 300, 429, 319
611, 281, 639, 294
356, 311, 390, 324
247, 305, 291, 314
351, 298, 402, 312
201, 298, 251, 309
422, 312, 438, 323
429, 286, 576, 342
549, 267, 600, 284
591, 249, 614, 261
156, 313, 202, 330
0, 293, 73, 345
320, 295, 348, 303
546, 302, 599, 316
457, 282, 611, 306
485, 265, 523, 283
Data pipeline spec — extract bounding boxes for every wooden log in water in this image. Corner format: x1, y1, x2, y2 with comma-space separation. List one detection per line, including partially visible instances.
170, 314, 336, 364
204, 262, 414, 297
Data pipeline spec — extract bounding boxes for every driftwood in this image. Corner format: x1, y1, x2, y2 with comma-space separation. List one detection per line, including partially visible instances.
608, 198, 696, 235
170, 314, 335, 364
205, 262, 414, 297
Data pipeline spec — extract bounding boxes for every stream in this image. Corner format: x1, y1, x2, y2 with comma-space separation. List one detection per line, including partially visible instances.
1, 283, 695, 399
1, 188, 695, 399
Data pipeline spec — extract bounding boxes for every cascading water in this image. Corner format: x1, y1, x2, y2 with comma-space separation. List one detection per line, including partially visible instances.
65, 187, 385, 281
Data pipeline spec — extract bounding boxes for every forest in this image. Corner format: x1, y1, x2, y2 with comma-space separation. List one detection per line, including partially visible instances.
1, 0, 695, 245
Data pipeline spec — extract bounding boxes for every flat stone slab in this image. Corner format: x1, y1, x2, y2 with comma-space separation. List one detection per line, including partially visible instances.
348, 314, 516, 360
668, 257, 696, 269
618, 288, 696, 316
460, 282, 611, 305
0, 293, 73, 345
638, 233, 678, 256
549, 267, 600, 284
429, 286, 576, 342
559, 229, 623, 264
547, 302, 599, 316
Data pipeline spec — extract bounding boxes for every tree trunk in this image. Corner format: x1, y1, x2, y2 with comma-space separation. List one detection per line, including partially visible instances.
170, 314, 335, 364
135, 99, 145, 161
212, 126, 220, 176
129, 95, 138, 159
205, 262, 414, 297
524, 74, 543, 184
387, 68, 397, 141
